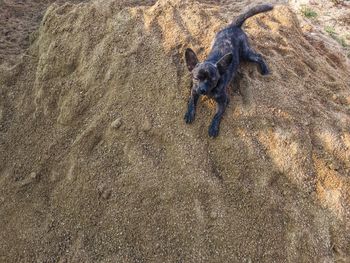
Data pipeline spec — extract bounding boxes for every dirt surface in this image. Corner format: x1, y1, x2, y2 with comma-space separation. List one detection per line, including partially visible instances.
289, 0, 350, 58
0, 0, 90, 66
1, 0, 350, 262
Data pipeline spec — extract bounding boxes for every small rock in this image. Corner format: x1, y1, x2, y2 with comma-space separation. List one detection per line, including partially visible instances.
329, 163, 339, 171
101, 189, 112, 200
310, 191, 317, 200
97, 184, 105, 194
97, 184, 112, 200
141, 119, 152, 132
111, 118, 122, 129
50, 171, 58, 182
66, 163, 76, 181
209, 211, 218, 219
29, 172, 37, 179
223, 143, 231, 150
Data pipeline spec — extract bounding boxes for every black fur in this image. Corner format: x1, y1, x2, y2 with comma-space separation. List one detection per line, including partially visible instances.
184, 4, 273, 137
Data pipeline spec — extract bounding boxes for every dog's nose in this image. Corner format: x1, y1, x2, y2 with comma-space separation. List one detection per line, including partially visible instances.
199, 88, 207, 95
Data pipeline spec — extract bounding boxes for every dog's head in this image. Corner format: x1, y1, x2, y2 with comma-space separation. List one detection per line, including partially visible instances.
185, 48, 232, 95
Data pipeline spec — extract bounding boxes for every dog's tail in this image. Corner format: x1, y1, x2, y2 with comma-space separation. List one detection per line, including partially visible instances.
231, 4, 274, 27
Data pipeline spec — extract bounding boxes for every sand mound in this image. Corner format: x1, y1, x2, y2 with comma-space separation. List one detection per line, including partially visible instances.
1, 0, 350, 262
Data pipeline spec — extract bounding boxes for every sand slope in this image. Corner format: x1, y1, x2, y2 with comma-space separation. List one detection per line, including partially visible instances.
1, 0, 350, 262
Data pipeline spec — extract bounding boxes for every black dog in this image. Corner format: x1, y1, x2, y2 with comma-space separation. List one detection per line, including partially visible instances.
184, 4, 273, 137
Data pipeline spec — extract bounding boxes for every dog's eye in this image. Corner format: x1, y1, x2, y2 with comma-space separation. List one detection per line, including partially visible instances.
199, 75, 207, 81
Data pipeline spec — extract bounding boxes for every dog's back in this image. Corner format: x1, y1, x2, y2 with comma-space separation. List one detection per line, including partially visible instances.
207, 4, 274, 65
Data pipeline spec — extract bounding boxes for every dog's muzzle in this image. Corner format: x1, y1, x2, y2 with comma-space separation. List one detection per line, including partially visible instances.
199, 87, 207, 95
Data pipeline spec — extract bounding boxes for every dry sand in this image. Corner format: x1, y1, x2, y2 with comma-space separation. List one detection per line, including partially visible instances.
0, 0, 89, 66
1, 0, 350, 262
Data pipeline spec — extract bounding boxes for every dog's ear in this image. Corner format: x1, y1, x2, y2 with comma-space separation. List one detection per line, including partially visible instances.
185, 48, 199, 72
216, 53, 233, 75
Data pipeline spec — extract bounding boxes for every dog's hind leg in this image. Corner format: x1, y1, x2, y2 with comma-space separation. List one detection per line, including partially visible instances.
242, 45, 269, 75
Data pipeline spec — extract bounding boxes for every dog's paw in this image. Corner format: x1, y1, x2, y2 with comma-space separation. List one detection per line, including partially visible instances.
184, 110, 195, 124
208, 125, 219, 138
260, 65, 270, 75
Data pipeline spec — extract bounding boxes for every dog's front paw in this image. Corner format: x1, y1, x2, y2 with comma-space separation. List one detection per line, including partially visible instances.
184, 110, 195, 124
208, 124, 219, 138
260, 64, 270, 75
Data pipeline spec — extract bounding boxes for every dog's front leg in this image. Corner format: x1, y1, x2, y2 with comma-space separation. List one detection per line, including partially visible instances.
184, 90, 199, 124
208, 92, 228, 138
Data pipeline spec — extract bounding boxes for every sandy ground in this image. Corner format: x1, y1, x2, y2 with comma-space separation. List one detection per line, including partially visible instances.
0, 0, 89, 66
289, 0, 350, 58
1, 0, 350, 262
